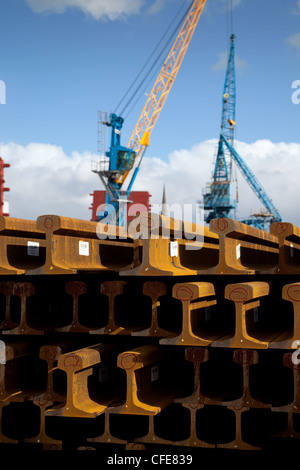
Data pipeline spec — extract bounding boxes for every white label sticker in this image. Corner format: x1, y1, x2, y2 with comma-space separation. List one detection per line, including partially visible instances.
236, 243, 241, 260
0, 341, 5, 364
169, 241, 178, 257
151, 365, 159, 382
79, 241, 89, 256
27, 241, 40, 256
99, 367, 108, 383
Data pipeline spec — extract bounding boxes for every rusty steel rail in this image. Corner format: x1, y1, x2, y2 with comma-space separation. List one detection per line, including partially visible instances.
0, 216, 46, 274
209, 218, 279, 274
173, 403, 215, 448
270, 221, 300, 274
35, 343, 78, 403
27, 214, 139, 274
132, 281, 176, 338
223, 349, 271, 409
0, 281, 19, 330
87, 412, 127, 445
160, 282, 220, 346
270, 353, 300, 441
174, 347, 223, 406
133, 415, 174, 446
217, 406, 261, 450
23, 400, 62, 450
271, 352, 300, 413
2, 282, 44, 335
121, 212, 219, 276
0, 340, 298, 449
54, 281, 91, 333
271, 411, 300, 441
89, 280, 132, 335
212, 281, 283, 348
269, 282, 300, 349
108, 345, 180, 415
0, 341, 41, 403
46, 343, 119, 418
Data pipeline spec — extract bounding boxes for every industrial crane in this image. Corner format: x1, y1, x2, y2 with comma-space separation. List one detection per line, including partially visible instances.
203, 33, 282, 230
93, 0, 207, 227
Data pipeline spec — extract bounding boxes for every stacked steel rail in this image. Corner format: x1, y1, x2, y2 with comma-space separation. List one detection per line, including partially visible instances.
0, 213, 300, 451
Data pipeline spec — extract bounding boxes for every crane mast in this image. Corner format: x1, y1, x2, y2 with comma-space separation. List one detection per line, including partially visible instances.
93, 0, 207, 227
203, 33, 236, 222
203, 33, 282, 229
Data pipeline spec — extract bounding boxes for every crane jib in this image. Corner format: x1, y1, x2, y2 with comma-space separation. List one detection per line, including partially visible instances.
96, 0, 207, 227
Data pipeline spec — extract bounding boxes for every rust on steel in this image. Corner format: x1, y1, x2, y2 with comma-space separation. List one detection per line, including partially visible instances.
271, 352, 300, 413
23, 400, 62, 449
2, 282, 43, 335
0, 281, 19, 330
174, 347, 222, 406
0, 216, 46, 274
209, 218, 279, 274
87, 412, 127, 445
270, 411, 300, 441
54, 281, 91, 333
270, 282, 300, 348
46, 343, 117, 418
270, 221, 300, 274
271, 353, 300, 440
89, 280, 131, 335
217, 406, 261, 450
29, 214, 137, 274
36, 343, 78, 403
223, 349, 271, 408
108, 345, 177, 415
160, 282, 218, 346
173, 404, 215, 448
133, 415, 174, 446
212, 281, 272, 348
132, 281, 174, 338
121, 212, 219, 276
0, 341, 37, 403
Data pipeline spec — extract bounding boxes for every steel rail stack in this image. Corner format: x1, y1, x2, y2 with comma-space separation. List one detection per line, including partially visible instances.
0, 213, 300, 452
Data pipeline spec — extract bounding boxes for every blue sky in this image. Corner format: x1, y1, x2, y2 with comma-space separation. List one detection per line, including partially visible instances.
0, 0, 300, 223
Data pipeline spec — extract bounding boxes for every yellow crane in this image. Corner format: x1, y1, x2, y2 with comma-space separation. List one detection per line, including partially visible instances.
93, 0, 207, 226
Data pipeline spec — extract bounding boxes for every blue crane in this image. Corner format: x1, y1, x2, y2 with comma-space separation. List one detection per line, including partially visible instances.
203, 34, 282, 230
93, 0, 207, 228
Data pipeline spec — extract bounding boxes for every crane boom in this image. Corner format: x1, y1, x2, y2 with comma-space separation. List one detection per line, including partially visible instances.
94, 0, 207, 227
117, 0, 207, 186
222, 135, 282, 222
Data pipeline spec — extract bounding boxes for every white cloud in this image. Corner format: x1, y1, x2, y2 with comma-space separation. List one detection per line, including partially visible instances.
25, 0, 144, 20
213, 51, 247, 71
135, 139, 300, 226
294, 0, 300, 14
147, 0, 168, 15
0, 138, 298, 227
0, 142, 98, 220
285, 31, 300, 49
